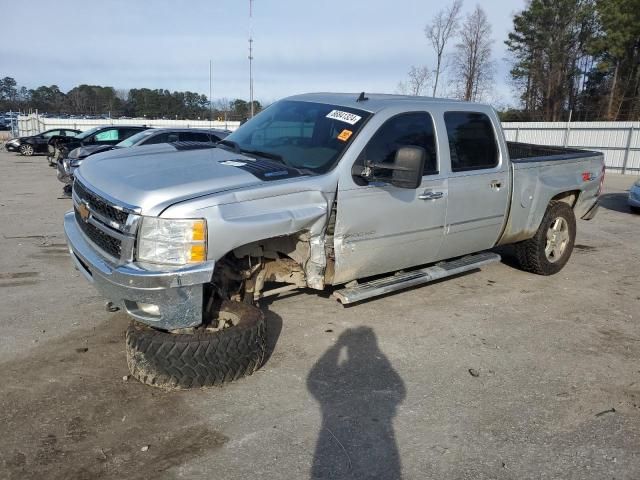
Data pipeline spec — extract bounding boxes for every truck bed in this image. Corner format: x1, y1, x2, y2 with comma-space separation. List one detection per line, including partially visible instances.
498, 142, 604, 246
507, 141, 598, 163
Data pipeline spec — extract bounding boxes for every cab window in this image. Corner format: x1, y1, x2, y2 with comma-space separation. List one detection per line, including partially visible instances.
360, 112, 438, 176
444, 112, 498, 172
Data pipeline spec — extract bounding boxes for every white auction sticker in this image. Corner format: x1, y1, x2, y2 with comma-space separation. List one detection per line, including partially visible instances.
326, 110, 362, 125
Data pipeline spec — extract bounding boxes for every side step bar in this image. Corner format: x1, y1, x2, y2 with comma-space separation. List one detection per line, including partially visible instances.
333, 251, 501, 305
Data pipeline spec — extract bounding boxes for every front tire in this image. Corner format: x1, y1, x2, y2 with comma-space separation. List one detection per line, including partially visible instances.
125, 300, 266, 389
514, 201, 576, 275
631, 205, 640, 214
20, 144, 34, 156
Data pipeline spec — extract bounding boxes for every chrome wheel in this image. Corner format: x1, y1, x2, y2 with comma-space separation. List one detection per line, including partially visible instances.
545, 217, 569, 263
20, 144, 34, 156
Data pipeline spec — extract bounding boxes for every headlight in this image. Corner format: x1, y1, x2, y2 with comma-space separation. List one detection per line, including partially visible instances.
137, 217, 207, 266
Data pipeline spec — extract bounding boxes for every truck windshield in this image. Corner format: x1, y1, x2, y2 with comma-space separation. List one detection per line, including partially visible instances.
223, 100, 371, 173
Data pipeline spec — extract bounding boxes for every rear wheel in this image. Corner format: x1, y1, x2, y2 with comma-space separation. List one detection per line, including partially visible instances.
514, 201, 576, 275
125, 300, 266, 389
20, 144, 34, 156
631, 205, 640, 214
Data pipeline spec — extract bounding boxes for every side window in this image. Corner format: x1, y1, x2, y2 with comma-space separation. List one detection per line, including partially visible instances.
361, 112, 438, 175
94, 129, 119, 142
180, 132, 211, 142
42, 130, 60, 138
444, 112, 498, 172
122, 128, 143, 139
141, 133, 170, 145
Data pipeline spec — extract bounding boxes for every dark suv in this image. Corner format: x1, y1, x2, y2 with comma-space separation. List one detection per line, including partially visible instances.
53, 125, 149, 158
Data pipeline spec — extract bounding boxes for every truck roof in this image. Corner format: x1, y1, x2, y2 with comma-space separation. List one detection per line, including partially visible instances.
286, 92, 487, 113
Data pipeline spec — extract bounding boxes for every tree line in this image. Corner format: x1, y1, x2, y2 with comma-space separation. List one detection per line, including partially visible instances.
398, 0, 639, 121
0, 78, 262, 120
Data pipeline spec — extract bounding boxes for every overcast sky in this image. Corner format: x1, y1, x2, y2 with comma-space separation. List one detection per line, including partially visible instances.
2, 0, 526, 106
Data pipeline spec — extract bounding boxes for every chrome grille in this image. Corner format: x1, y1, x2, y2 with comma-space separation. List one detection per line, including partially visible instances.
74, 181, 129, 226
73, 180, 138, 261
75, 209, 122, 258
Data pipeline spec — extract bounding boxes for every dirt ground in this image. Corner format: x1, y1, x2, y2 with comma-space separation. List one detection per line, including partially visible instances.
0, 149, 639, 480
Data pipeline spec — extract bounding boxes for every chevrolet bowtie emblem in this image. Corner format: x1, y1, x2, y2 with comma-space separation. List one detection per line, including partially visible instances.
78, 200, 90, 222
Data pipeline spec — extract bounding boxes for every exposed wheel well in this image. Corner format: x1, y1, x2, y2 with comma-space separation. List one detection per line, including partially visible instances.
550, 190, 580, 208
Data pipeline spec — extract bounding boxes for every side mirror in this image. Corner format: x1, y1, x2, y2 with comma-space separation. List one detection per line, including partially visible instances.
390, 146, 426, 189
352, 146, 426, 189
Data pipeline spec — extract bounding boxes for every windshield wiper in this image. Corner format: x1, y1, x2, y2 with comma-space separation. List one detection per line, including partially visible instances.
217, 139, 241, 153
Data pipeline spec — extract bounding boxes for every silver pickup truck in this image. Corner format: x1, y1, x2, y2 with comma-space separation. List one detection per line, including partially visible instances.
64, 93, 604, 389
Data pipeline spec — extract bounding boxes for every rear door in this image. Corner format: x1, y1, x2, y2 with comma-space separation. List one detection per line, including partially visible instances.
333, 111, 447, 284
438, 111, 509, 259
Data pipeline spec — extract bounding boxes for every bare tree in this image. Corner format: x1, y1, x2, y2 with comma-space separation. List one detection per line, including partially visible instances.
425, 0, 463, 97
397, 65, 431, 96
453, 5, 494, 102
116, 89, 129, 101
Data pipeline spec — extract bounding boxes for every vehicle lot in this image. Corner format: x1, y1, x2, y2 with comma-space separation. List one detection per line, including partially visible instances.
0, 149, 638, 479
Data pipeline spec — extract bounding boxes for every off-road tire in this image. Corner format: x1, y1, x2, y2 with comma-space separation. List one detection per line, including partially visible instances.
514, 201, 576, 275
20, 144, 34, 156
125, 300, 266, 389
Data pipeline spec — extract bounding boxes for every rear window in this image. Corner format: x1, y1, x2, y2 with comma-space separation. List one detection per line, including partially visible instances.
444, 111, 498, 172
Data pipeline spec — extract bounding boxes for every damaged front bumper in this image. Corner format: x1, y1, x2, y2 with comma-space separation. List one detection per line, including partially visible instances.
57, 158, 75, 184
64, 211, 214, 330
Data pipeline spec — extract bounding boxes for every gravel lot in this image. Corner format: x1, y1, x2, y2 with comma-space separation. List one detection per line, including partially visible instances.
0, 148, 639, 480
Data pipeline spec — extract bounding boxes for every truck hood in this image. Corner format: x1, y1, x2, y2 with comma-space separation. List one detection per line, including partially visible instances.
76, 144, 284, 215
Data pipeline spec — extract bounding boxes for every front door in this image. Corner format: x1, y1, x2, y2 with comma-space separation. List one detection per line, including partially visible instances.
333, 111, 447, 284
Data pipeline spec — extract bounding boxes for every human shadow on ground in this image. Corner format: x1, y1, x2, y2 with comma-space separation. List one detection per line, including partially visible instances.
307, 327, 406, 479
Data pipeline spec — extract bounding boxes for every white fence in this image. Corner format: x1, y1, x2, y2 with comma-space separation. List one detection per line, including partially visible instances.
16, 114, 241, 137
503, 121, 640, 175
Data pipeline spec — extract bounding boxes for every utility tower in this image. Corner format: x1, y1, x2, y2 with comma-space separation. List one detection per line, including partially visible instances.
248, 0, 254, 118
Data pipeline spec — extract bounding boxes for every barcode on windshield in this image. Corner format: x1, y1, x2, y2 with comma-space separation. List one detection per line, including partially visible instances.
326, 110, 362, 125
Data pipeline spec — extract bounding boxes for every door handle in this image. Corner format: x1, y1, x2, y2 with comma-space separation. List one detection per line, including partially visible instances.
490, 180, 502, 189
418, 191, 444, 200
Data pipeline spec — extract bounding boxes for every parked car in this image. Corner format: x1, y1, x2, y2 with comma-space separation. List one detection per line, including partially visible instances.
629, 178, 640, 213
4, 128, 80, 154
51, 125, 150, 180
64, 93, 604, 389
52, 125, 149, 157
